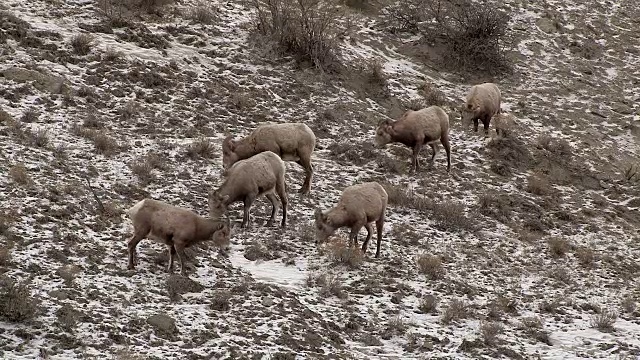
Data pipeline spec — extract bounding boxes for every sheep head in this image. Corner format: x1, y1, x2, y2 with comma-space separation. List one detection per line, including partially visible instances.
460, 103, 478, 128
221, 135, 240, 170
374, 119, 393, 148
314, 208, 335, 245
211, 217, 232, 249
208, 190, 230, 219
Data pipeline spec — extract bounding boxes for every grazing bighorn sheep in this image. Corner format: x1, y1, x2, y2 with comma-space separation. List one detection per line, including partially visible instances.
210, 151, 288, 228
126, 198, 231, 276
222, 123, 316, 195
314, 182, 388, 258
460, 82, 502, 136
375, 106, 451, 172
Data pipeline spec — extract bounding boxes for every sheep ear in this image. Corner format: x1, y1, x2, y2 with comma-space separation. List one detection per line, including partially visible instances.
223, 135, 235, 151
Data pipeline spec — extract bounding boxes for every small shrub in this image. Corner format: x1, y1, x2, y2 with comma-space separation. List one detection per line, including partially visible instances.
386, 315, 408, 335
189, 2, 216, 24
416, 254, 444, 280
539, 297, 562, 314
0, 246, 11, 266
620, 296, 636, 314
526, 175, 552, 196
623, 162, 640, 184
185, 138, 215, 159
9, 163, 30, 185
0, 212, 15, 236
418, 294, 439, 314
210, 290, 232, 311
575, 246, 596, 267
31, 128, 49, 148
432, 201, 475, 232
479, 321, 503, 346
477, 192, 512, 223
83, 114, 103, 129
0, 277, 40, 322
547, 237, 570, 258
548, 266, 571, 284
70, 33, 95, 55
325, 237, 363, 269
519, 316, 551, 345
590, 309, 617, 332
20, 108, 39, 123
91, 131, 120, 155
536, 134, 572, 158
130, 161, 154, 184
441, 299, 468, 325
419, 82, 446, 106
102, 46, 124, 62
250, 0, 346, 72
315, 272, 346, 299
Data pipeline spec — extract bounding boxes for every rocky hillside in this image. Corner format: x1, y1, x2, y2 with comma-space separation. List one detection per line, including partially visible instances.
0, 0, 639, 359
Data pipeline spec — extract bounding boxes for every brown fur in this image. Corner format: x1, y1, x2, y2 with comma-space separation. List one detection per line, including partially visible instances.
375, 106, 451, 172
126, 198, 230, 276
314, 182, 388, 258
222, 123, 316, 194
460, 82, 502, 136
210, 151, 288, 228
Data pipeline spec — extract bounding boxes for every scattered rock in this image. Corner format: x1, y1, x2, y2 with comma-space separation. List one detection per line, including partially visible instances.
56, 264, 81, 283
536, 17, 561, 34
49, 289, 70, 300
612, 103, 634, 115
166, 274, 204, 299
1, 67, 71, 94
262, 296, 274, 307
147, 313, 178, 335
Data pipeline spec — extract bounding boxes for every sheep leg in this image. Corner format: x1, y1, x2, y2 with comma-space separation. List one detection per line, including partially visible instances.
411, 143, 422, 172
473, 118, 479, 132
349, 226, 360, 248
361, 223, 373, 254
428, 143, 437, 165
265, 192, 279, 227
127, 228, 148, 270
174, 242, 189, 276
441, 135, 451, 172
375, 216, 384, 258
166, 245, 176, 273
297, 153, 313, 195
242, 194, 257, 228
276, 176, 288, 227
482, 116, 491, 136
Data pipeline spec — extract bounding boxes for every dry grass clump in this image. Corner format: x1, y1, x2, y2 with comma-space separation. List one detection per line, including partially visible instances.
20, 108, 39, 123
185, 138, 215, 159
102, 46, 124, 62
486, 136, 533, 175
419, 82, 447, 107
70, 33, 95, 55
96, 0, 175, 19
189, 1, 217, 24
0, 245, 11, 267
620, 296, 636, 314
574, 245, 596, 267
477, 192, 512, 223
385, 315, 408, 335
250, 0, 346, 72
590, 309, 617, 332
91, 131, 121, 155
526, 175, 552, 196
329, 140, 377, 166
31, 128, 49, 148
0, 277, 40, 322
479, 321, 503, 346
431, 200, 475, 232
418, 294, 439, 314
547, 237, 570, 258
623, 162, 640, 184
441, 298, 469, 325
9, 163, 30, 185
324, 237, 363, 269
310, 272, 347, 299
519, 316, 551, 345
536, 134, 572, 158
416, 254, 444, 280
209, 290, 232, 311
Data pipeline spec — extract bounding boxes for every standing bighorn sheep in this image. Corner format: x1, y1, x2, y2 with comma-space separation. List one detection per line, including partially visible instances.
314, 182, 388, 258
375, 105, 451, 172
126, 198, 231, 276
460, 82, 502, 136
222, 123, 316, 195
209, 151, 288, 228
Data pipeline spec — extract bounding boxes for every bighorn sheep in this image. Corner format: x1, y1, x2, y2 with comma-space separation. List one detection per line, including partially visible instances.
126, 198, 231, 276
314, 182, 388, 258
375, 106, 451, 172
460, 82, 502, 136
210, 151, 288, 228
222, 123, 316, 195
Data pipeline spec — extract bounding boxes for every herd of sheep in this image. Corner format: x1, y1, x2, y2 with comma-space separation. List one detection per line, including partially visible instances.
126, 82, 514, 276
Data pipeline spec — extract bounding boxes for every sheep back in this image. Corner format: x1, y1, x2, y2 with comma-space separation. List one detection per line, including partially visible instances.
248, 123, 316, 160
463, 83, 501, 120
395, 106, 449, 143
338, 182, 388, 222
222, 151, 285, 195
128, 199, 201, 243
